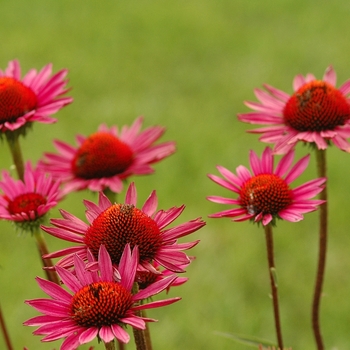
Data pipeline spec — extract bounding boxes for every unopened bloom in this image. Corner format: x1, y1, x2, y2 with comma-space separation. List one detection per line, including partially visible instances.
0, 162, 60, 232
0, 59, 72, 134
38, 117, 176, 195
207, 147, 326, 226
238, 66, 350, 154
42, 182, 205, 272
24, 245, 180, 349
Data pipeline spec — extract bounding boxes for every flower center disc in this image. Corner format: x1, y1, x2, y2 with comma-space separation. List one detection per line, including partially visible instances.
72, 132, 134, 179
84, 204, 162, 264
7, 193, 47, 217
136, 270, 159, 290
70, 281, 133, 328
283, 81, 350, 131
240, 174, 292, 216
0, 77, 37, 123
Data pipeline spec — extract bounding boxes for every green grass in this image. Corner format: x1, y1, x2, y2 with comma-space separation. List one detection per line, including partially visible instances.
1, 0, 350, 349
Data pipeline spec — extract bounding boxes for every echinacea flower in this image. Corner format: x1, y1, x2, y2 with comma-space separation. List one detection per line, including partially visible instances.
0, 162, 60, 232
24, 244, 181, 349
207, 147, 326, 226
38, 116, 176, 195
0, 59, 72, 134
238, 66, 350, 154
42, 182, 205, 272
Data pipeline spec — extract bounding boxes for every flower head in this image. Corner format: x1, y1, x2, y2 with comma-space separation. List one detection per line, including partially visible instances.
207, 147, 326, 226
24, 244, 180, 348
238, 66, 350, 154
39, 117, 176, 195
42, 182, 204, 272
0, 162, 60, 232
0, 59, 72, 135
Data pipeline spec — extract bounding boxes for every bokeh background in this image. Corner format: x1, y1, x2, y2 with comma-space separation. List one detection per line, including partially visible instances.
1, 1, 350, 349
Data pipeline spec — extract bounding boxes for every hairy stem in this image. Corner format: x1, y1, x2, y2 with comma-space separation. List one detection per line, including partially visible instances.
104, 340, 116, 350
5, 133, 24, 180
264, 224, 284, 349
33, 229, 60, 285
0, 304, 13, 350
132, 283, 149, 350
312, 149, 327, 350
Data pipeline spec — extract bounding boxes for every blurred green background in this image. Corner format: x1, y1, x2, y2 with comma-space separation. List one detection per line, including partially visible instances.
1, 1, 350, 349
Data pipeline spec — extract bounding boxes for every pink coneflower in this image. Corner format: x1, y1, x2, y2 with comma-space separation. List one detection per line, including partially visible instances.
0, 162, 60, 231
207, 147, 326, 226
42, 182, 205, 272
238, 66, 350, 154
24, 244, 181, 348
0, 59, 72, 133
39, 116, 176, 195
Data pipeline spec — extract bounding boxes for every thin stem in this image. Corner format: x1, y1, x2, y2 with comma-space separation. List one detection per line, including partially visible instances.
33, 229, 60, 285
132, 283, 148, 350
104, 340, 116, 350
264, 224, 284, 349
312, 149, 328, 350
142, 310, 153, 350
117, 340, 125, 350
0, 303, 13, 350
5, 133, 24, 180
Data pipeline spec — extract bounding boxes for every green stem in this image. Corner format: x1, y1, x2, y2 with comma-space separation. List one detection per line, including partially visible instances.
132, 283, 149, 350
0, 303, 13, 350
312, 149, 327, 350
33, 229, 60, 285
264, 224, 284, 350
5, 132, 24, 180
104, 340, 116, 350
142, 310, 153, 350
117, 340, 125, 350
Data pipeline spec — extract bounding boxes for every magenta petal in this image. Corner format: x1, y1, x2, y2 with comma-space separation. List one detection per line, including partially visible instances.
35, 277, 72, 302
162, 219, 205, 241
23, 314, 64, 326
142, 190, 158, 217
99, 325, 115, 343
217, 165, 243, 188
133, 297, 181, 311
278, 209, 304, 222
120, 315, 146, 329
61, 333, 81, 350
125, 182, 137, 205
262, 213, 273, 226
98, 245, 113, 282
111, 324, 130, 343
119, 244, 138, 291
41, 225, 84, 243
56, 266, 83, 293
44, 245, 84, 259
79, 327, 98, 344
284, 154, 310, 184
249, 150, 262, 175
25, 299, 69, 317
135, 275, 177, 300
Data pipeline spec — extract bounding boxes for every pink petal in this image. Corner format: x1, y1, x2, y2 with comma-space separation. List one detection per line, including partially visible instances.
284, 154, 310, 184
99, 325, 115, 343
79, 327, 99, 344
111, 324, 130, 343
125, 182, 137, 205
35, 277, 72, 302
